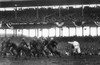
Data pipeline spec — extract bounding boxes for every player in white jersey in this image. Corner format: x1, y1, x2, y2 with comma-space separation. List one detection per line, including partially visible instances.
68, 40, 81, 54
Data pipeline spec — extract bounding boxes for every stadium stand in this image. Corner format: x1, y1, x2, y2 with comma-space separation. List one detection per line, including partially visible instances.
0, 7, 100, 24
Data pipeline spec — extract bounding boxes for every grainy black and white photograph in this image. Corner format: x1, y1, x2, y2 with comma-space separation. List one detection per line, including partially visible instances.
0, 0, 100, 65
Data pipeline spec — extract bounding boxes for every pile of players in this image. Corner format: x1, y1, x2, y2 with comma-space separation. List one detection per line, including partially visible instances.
0, 37, 61, 58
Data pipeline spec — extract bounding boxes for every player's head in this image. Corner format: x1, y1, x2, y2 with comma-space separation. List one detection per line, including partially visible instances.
34, 36, 38, 40
8, 38, 11, 41
73, 37, 76, 41
50, 37, 54, 40
6, 38, 11, 42
22, 38, 25, 41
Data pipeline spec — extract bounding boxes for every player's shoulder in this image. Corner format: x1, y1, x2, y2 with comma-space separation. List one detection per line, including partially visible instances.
73, 41, 77, 42
73, 41, 79, 43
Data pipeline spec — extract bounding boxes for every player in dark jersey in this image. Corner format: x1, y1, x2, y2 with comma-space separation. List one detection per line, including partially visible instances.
19, 38, 28, 47
30, 38, 38, 56
47, 38, 61, 57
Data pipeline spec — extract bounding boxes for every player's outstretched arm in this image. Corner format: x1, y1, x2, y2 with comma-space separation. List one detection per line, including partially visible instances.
68, 42, 73, 44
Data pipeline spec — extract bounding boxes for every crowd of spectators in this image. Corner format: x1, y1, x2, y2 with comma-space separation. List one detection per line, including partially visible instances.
0, 6, 100, 24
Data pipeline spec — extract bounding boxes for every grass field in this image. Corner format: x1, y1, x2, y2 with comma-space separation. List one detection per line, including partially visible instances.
0, 55, 100, 65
